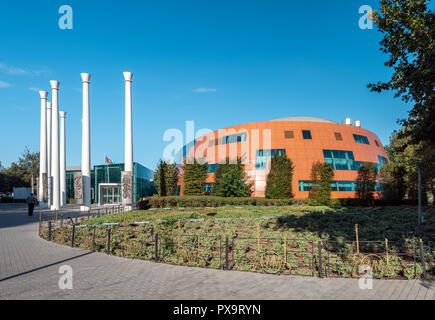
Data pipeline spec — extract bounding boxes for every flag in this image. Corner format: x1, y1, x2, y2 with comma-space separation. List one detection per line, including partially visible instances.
105, 156, 113, 164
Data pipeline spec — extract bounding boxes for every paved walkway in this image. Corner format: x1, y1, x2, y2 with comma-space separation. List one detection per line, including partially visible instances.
0, 203, 433, 300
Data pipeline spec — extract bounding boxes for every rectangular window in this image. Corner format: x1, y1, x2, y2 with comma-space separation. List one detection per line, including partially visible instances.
299, 180, 375, 192
375, 140, 380, 147
302, 130, 312, 139
323, 149, 368, 171
334, 132, 343, 141
255, 149, 286, 170
176, 185, 181, 196
221, 132, 247, 145
284, 130, 294, 139
207, 164, 218, 173
353, 134, 370, 144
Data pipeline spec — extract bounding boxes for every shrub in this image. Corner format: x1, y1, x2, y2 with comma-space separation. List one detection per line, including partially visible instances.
212, 158, 253, 197
136, 196, 299, 208
154, 160, 179, 196
265, 154, 294, 199
182, 160, 208, 195
309, 161, 334, 205
355, 163, 378, 205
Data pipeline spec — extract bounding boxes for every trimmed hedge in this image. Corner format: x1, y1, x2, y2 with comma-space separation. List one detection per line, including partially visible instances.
135, 196, 415, 210
137, 196, 303, 209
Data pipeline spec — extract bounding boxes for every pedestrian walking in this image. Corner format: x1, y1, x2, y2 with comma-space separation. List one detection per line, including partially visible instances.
26, 193, 37, 216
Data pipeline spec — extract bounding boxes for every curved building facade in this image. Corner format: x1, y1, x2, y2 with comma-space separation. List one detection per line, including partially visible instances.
179, 116, 388, 199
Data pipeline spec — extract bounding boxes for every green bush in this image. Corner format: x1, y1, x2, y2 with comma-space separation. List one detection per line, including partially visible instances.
182, 160, 208, 195
212, 158, 253, 197
309, 161, 334, 205
265, 154, 294, 199
136, 195, 300, 208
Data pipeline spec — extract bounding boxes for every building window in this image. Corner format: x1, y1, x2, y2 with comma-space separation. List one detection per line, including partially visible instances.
207, 164, 218, 173
255, 149, 286, 170
323, 149, 364, 171
221, 132, 247, 145
176, 185, 181, 196
284, 130, 294, 139
204, 183, 214, 193
302, 130, 312, 139
299, 180, 380, 192
334, 132, 343, 141
375, 140, 380, 147
353, 134, 370, 144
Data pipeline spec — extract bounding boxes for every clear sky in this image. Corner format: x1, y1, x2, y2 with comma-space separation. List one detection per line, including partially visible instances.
0, 0, 415, 170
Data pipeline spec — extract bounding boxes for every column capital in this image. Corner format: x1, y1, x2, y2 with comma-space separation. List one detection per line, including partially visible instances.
81, 73, 91, 83
60, 111, 66, 118
123, 71, 133, 82
39, 91, 48, 99
47, 102, 52, 109
50, 80, 60, 90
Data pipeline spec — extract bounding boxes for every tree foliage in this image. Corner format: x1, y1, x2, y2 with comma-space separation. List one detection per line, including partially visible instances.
154, 160, 179, 197
355, 163, 378, 205
383, 128, 433, 204
265, 154, 294, 199
369, 0, 434, 145
182, 159, 208, 196
0, 147, 39, 193
309, 161, 334, 205
212, 158, 252, 197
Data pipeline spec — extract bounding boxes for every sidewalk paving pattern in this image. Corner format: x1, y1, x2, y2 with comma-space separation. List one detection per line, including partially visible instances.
0, 204, 433, 300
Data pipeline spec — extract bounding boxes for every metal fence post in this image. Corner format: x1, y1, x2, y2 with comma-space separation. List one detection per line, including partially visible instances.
318, 240, 323, 278
71, 225, 75, 247
107, 228, 111, 255
75, 211, 78, 224
155, 233, 159, 262
419, 239, 427, 280
225, 236, 229, 270
48, 221, 52, 241
61, 213, 64, 228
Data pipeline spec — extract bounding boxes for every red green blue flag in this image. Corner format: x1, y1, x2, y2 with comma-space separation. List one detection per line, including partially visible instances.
105, 156, 113, 164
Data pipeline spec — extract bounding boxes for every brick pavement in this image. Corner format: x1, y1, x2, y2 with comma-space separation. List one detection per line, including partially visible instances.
0, 203, 433, 300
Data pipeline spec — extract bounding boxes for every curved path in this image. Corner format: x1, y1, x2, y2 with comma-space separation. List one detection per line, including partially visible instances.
0, 204, 433, 300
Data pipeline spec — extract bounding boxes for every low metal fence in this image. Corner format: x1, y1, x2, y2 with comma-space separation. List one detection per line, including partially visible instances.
39, 211, 434, 280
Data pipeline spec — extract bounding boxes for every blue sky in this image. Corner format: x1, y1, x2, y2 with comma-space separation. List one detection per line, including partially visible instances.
0, 0, 414, 170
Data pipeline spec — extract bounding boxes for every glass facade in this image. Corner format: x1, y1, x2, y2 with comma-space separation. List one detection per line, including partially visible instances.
221, 132, 247, 144
255, 149, 286, 170
299, 180, 381, 192
204, 183, 214, 193
353, 134, 370, 144
207, 164, 219, 173
323, 150, 365, 170
302, 130, 312, 139
66, 162, 155, 204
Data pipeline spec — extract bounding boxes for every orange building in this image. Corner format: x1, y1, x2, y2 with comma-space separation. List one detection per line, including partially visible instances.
178, 116, 388, 199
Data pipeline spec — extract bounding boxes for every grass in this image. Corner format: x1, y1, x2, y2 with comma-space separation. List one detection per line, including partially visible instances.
81, 204, 355, 225
45, 205, 435, 280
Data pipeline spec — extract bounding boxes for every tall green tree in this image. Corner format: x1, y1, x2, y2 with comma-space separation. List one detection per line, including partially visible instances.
154, 160, 179, 196
383, 128, 432, 204
309, 161, 334, 205
368, 0, 434, 146
355, 163, 378, 205
265, 154, 294, 199
182, 159, 208, 195
212, 158, 252, 197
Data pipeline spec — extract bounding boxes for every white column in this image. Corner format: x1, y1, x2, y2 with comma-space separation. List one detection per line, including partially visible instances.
46, 101, 52, 208
123, 72, 133, 211
123, 72, 133, 172
50, 80, 60, 211
81, 73, 91, 211
39, 91, 48, 208
60, 111, 67, 206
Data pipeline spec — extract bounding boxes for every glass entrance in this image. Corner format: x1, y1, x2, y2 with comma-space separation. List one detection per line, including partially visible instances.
100, 185, 121, 205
